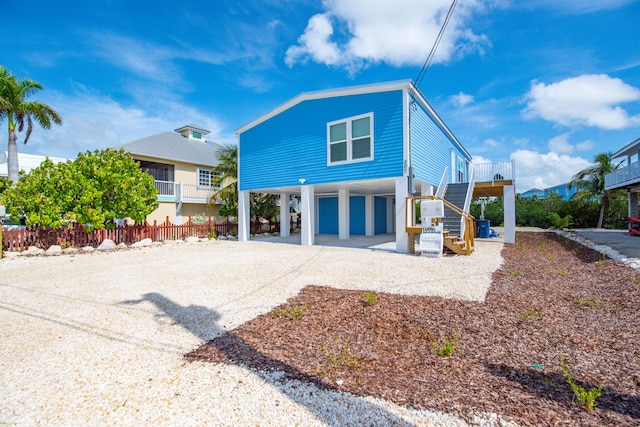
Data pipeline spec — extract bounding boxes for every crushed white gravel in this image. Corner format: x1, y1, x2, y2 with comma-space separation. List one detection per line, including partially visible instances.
0, 238, 514, 426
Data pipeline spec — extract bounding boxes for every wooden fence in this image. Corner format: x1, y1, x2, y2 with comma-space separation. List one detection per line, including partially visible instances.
2, 217, 232, 253
2, 216, 300, 253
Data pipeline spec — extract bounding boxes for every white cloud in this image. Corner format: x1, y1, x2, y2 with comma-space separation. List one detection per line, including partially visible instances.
523, 74, 640, 130
548, 133, 574, 154
285, 0, 491, 71
576, 140, 594, 151
285, 14, 342, 66
484, 138, 500, 148
511, 149, 590, 192
19, 89, 232, 160
471, 155, 493, 164
450, 92, 474, 107
525, 0, 635, 13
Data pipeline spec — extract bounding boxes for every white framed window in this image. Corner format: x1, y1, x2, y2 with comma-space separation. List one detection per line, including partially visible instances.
327, 113, 374, 165
197, 167, 214, 187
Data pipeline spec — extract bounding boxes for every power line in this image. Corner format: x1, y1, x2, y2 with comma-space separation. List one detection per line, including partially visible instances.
415, 0, 459, 88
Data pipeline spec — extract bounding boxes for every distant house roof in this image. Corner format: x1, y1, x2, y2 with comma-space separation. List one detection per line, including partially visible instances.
117, 127, 222, 167
612, 136, 640, 159
0, 152, 68, 177
235, 79, 471, 160
520, 188, 546, 198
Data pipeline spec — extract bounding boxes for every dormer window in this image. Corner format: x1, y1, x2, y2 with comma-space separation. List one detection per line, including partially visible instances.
174, 124, 210, 142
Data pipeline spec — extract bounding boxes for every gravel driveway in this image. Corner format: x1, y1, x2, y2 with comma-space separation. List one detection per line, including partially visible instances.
0, 238, 505, 426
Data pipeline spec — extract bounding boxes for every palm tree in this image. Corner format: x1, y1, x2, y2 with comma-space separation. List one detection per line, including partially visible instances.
0, 66, 62, 182
209, 144, 238, 218
569, 152, 623, 228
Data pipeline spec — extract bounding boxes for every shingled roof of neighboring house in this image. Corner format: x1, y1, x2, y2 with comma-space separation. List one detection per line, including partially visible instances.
118, 129, 222, 167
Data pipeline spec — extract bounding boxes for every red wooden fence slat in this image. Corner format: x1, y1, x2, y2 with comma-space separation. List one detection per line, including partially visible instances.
2, 216, 241, 253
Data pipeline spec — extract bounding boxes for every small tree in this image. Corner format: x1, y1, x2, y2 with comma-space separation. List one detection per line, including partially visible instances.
2, 149, 158, 229
569, 152, 624, 228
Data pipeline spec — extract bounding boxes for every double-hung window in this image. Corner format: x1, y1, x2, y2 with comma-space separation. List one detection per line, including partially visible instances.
327, 113, 373, 165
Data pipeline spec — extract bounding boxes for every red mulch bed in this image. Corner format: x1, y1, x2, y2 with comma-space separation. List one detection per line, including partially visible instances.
187, 232, 640, 426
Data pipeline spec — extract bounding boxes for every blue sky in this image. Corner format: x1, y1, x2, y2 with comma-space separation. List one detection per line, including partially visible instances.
2, 0, 640, 192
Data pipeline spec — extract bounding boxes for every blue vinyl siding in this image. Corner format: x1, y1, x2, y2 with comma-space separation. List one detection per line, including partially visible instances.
374, 196, 387, 234
239, 91, 404, 191
409, 94, 471, 186
318, 197, 338, 234
349, 196, 365, 235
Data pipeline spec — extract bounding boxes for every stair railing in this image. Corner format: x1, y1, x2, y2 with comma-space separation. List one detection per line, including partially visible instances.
435, 166, 448, 198
459, 163, 476, 239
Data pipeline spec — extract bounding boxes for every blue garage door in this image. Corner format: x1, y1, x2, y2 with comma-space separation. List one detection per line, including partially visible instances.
374, 196, 387, 234
318, 197, 338, 234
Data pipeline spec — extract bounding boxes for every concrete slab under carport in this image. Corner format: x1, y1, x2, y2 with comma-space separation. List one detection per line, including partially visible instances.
250, 233, 398, 252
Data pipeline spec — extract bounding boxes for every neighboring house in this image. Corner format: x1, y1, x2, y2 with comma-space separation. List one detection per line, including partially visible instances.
117, 124, 222, 225
0, 151, 68, 177
605, 137, 640, 222
520, 183, 577, 200
520, 188, 546, 199
236, 80, 516, 253
0, 152, 68, 218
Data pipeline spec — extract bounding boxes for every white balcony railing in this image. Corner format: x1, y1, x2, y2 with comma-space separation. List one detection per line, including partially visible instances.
605, 160, 640, 190
175, 182, 218, 204
154, 180, 175, 196
154, 181, 218, 204
473, 161, 515, 183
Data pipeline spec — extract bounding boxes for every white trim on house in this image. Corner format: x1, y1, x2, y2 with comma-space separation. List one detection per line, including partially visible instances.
326, 112, 374, 166
236, 80, 413, 135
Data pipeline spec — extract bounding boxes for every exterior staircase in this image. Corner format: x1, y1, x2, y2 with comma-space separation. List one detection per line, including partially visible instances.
442, 183, 469, 238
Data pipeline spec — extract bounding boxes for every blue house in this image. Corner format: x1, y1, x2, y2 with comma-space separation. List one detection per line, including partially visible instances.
236, 80, 516, 253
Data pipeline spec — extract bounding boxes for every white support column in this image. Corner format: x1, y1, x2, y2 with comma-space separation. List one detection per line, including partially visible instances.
280, 193, 291, 237
238, 190, 250, 242
365, 195, 375, 236
386, 196, 394, 234
503, 185, 516, 244
629, 191, 638, 222
338, 188, 350, 240
395, 177, 409, 253
301, 185, 315, 246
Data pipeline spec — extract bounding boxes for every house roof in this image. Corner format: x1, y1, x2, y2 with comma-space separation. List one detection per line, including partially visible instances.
0, 152, 68, 177
235, 79, 470, 159
117, 131, 222, 166
612, 136, 640, 159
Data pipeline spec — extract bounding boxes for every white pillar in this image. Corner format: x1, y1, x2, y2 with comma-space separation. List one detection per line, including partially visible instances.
338, 188, 350, 240
365, 195, 374, 236
301, 185, 315, 246
386, 196, 394, 234
503, 185, 516, 244
395, 177, 409, 253
238, 190, 250, 242
364, 195, 376, 236
629, 191, 639, 224
280, 193, 290, 237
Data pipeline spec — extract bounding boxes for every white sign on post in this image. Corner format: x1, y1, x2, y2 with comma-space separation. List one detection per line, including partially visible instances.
419, 199, 444, 258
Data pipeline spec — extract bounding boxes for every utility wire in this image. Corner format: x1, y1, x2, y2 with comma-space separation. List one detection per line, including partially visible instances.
415, 0, 459, 88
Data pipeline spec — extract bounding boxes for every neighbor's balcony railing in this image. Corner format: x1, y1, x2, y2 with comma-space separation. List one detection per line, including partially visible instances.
175, 182, 219, 204
605, 160, 640, 190
473, 160, 515, 183
154, 180, 175, 196
153, 180, 218, 204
